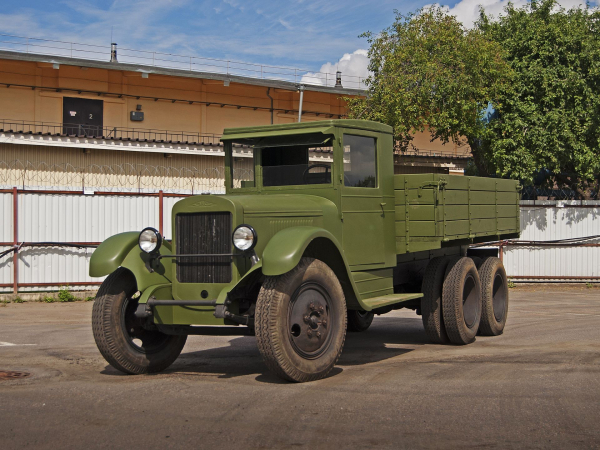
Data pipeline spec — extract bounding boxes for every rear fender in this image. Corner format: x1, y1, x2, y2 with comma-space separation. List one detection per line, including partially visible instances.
89, 232, 173, 292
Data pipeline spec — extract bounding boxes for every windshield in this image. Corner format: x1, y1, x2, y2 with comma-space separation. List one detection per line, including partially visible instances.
229, 134, 333, 188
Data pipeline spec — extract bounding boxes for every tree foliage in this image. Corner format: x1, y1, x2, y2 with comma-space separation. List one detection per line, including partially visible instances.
346, 7, 512, 175
479, 0, 600, 191
348, 1, 600, 195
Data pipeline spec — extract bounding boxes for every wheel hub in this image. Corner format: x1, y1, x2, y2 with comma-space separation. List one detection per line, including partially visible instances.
122, 298, 171, 353
288, 283, 333, 358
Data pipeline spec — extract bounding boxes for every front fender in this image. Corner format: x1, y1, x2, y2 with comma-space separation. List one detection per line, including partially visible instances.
262, 226, 342, 276
89, 232, 139, 277
89, 231, 173, 291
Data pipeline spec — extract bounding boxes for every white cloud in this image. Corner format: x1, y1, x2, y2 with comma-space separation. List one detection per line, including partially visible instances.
301, 49, 369, 89
426, 0, 597, 29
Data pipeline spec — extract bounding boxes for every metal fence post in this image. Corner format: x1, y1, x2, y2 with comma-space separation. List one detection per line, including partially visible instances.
159, 190, 164, 235
13, 186, 18, 294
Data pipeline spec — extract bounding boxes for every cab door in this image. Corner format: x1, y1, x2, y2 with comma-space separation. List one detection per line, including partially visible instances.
339, 132, 386, 267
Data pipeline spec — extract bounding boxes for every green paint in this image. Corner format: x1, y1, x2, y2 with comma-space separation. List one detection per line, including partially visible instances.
90, 119, 520, 326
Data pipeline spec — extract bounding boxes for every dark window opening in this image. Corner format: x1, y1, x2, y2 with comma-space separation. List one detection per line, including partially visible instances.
228, 134, 333, 189
343, 134, 377, 188
262, 144, 332, 187
62, 97, 104, 136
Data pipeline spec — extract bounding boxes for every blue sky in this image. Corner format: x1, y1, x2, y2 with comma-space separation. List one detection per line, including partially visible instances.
0, 0, 423, 68
0, 0, 596, 83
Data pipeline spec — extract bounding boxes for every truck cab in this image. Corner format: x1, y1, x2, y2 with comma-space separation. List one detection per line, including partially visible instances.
90, 120, 519, 382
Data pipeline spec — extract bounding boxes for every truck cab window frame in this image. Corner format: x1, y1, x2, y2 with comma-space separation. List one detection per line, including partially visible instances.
342, 134, 377, 188
228, 134, 334, 190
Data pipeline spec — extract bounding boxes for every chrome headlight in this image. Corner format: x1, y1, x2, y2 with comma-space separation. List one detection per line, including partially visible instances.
232, 224, 257, 252
139, 227, 162, 254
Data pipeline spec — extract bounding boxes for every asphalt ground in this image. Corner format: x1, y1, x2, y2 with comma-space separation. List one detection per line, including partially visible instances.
0, 286, 599, 450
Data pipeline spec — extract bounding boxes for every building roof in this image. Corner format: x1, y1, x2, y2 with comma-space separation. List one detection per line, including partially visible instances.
0, 50, 366, 96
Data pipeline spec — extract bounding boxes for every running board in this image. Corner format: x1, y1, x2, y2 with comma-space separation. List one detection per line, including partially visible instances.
361, 293, 424, 310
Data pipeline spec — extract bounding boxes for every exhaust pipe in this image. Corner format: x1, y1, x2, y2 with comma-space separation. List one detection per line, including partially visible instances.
110, 43, 118, 63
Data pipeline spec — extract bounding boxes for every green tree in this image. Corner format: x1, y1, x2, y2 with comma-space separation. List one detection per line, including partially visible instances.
346, 7, 512, 176
479, 0, 600, 196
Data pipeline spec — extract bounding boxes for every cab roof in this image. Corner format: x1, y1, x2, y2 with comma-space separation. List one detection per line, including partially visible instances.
221, 119, 392, 142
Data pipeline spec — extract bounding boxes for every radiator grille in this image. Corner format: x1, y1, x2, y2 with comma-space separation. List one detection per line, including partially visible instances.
176, 212, 232, 283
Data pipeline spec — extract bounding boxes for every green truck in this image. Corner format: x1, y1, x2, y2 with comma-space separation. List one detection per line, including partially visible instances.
90, 120, 520, 382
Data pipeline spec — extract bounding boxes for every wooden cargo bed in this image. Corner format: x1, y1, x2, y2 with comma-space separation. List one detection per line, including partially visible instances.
394, 174, 520, 254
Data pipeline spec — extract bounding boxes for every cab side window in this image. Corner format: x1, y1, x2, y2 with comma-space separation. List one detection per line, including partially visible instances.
343, 134, 377, 188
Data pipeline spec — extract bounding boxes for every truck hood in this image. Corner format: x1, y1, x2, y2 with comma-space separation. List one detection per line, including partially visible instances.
173, 193, 337, 218
230, 194, 333, 217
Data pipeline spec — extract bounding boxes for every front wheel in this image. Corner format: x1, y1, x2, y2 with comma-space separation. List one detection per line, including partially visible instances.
255, 258, 347, 382
92, 268, 187, 374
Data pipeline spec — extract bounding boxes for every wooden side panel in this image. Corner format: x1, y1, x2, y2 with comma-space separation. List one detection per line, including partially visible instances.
393, 174, 520, 254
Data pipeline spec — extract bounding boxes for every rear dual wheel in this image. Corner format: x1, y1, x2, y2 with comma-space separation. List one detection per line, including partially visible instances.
421, 257, 451, 344
478, 257, 509, 336
442, 257, 482, 345
421, 256, 509, 344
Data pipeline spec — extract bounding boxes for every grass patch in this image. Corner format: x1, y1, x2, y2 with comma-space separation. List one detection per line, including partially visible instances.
13, 297, 24, 303
507, 280, 516, 288
84, 296, 95, 302
586, 282, 594, 289
57, 287, 77, 303
43, 296, 55, 303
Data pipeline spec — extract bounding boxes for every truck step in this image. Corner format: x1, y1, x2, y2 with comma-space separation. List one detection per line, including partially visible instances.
361, 293, 424, 310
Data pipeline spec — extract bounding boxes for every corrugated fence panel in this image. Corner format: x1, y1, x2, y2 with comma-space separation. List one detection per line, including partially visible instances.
1, 191, 13, 242
504, 201, 600, 281
519, 200, 600, 241
504, 246, 599, 279
4, 192, 162, 292
16, 247, 98, 292
18, 193, 159, 242
3, 195, 599, 291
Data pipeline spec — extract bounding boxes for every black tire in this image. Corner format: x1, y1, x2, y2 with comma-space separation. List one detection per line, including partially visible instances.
347, 310, 374, 332
255, 257, 347, 382
470, 256, 483, 269
442, 257, 482, 345
478, 257, 509, 336
92, 268, 187, 374
421, 256, 451, 344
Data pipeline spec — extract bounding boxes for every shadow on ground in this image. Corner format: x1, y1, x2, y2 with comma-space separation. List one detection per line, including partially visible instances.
100, 315, 428, 382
